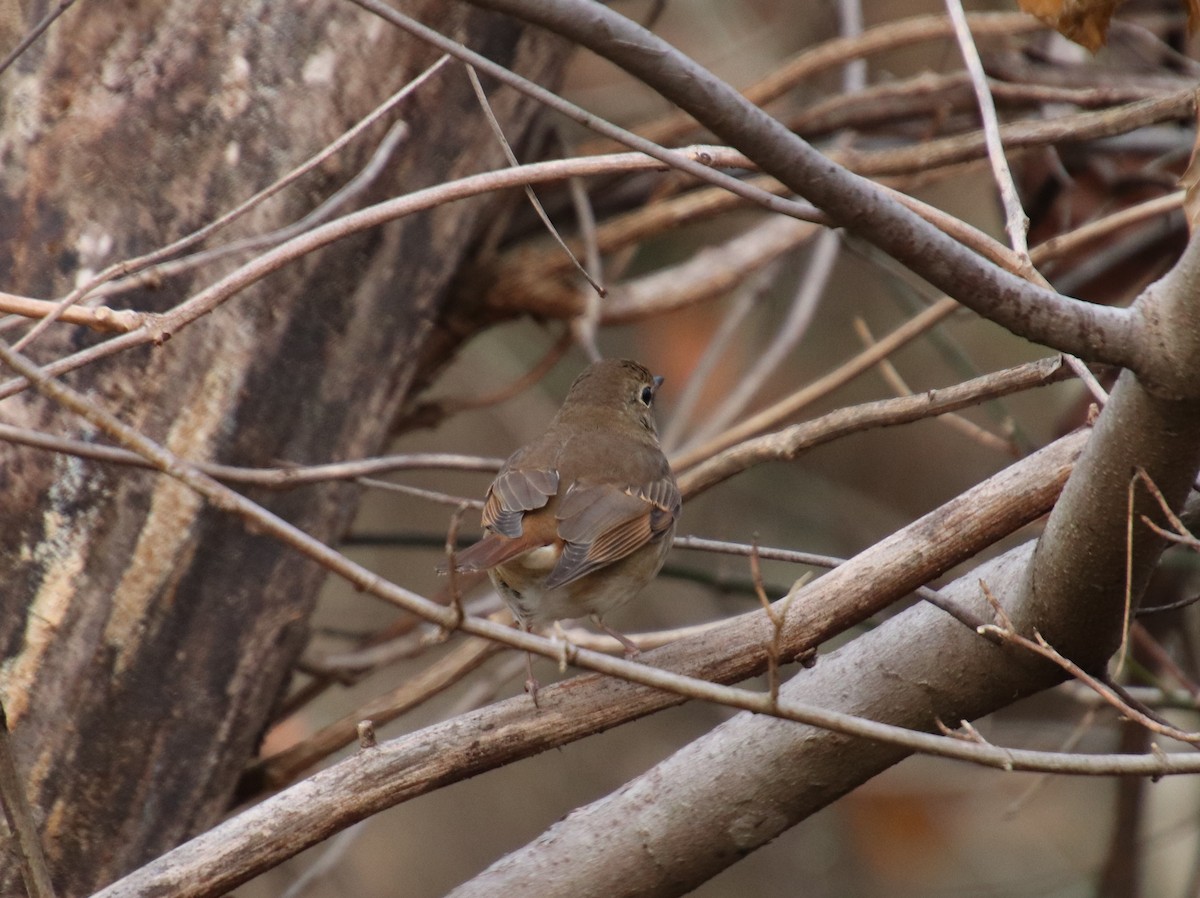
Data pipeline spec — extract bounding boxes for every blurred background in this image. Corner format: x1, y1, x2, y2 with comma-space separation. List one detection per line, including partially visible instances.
242, 0, 1200, 894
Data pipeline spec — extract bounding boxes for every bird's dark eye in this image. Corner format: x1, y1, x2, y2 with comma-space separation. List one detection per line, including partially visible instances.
640, 385, 654, 406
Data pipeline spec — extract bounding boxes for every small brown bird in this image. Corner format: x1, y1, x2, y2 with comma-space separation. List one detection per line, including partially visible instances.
444, 358, 681, 699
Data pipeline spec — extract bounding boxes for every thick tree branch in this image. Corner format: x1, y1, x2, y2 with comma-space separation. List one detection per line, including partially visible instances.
445, 236, 1200, 898
441, 547, 1056, 898
1026, 235, 1200, 667
87, 429, 1087, 897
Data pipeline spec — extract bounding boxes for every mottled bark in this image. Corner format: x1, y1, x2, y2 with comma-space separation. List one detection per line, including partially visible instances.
0, 3, 567, 894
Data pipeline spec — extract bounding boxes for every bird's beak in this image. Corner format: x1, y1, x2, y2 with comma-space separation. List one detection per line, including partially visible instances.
651, 375, 665, 397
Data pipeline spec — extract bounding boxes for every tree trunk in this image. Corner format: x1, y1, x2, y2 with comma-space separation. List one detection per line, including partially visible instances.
0, 3, 567, 894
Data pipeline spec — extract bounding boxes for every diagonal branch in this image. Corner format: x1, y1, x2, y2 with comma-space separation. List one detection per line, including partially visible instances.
85, 427, 1090, 898
452, 0, 1142, 367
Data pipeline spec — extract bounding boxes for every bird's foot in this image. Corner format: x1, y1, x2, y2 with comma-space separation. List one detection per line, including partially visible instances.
594, 617, 641, 658
523, 651, 542, 707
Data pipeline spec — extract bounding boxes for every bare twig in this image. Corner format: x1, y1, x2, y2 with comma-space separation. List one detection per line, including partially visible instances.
442, 502, 472, 634
0, 425, 503, 485
1132, 466, 1199, 548
945, 0, 1030, 260
616, 12, 1046, 150
687, 230, 837, 446
597, 215, 818, 324
1032, 192, 1183, 263
457, 0, 1141, 366
749, 540, 804, 706
660, 263, 777, 451
672, 535, 983, 632
843, 89, 1195, 178
466, 64, 604, 297
678, 357, 1072, 498
1136, 591, 1200, 615
251, 635, 504, 790
1062, 356, 1110, 406
3, 56, 451, 348
0, 294, 143, 335
356, 478, 483, 510
673, 298, 957, 473
978, 583, 1200, 745
853, 317, 1016, 454
0, 0, 77, 78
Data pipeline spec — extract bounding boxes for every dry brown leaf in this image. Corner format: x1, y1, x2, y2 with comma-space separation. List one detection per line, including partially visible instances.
1018, 0, 1124, 50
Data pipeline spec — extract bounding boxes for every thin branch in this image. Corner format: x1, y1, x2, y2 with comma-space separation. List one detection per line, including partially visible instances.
979, 585, 1200, 745
787, 73, 1169, 141
596, 214, 818, 324
750, 542, 804, 706
687, 230, 838, 445
0, 0, 77, 78
672, 297, 961, 472
843, 89, 1195, 178
357, 477, 482, 510
618, 12, 1046, 150
465, 64, 604, 297
251, 635, 504, 790
945, 0, 1030, 260
1133, 466, 1200, 547
0, 147, 816, 402
0, 425, 503, 485
84, 425, 1094, 898
853, 317, 1016, 454
0, 294, 143, 335
457, 0, 1141, 367
1032, 191, 1182, 263
679, 356, 1071, 497
660, 263, 776, 451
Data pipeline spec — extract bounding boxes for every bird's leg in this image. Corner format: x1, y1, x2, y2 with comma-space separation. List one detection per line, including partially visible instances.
517, 619, 541, 707
524, 651, 540, 707
593, 616, 641, 658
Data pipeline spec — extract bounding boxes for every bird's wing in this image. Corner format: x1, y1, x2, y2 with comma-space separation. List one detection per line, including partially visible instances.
482, 467, 559, 538
544, 475, 680, 589
441, 467, 559, 574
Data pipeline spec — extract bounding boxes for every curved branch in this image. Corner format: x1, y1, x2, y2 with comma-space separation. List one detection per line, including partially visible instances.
454, 0, 1145, 367
0, 148, 810, 401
